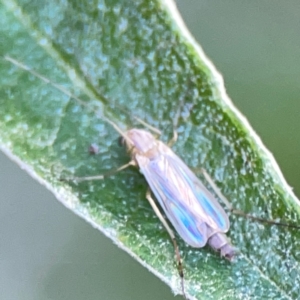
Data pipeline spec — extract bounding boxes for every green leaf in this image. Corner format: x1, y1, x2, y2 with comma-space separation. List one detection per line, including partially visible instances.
1, 1, 300, 299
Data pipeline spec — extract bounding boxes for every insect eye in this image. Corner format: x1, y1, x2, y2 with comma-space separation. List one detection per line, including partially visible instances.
118, 136, 125, 147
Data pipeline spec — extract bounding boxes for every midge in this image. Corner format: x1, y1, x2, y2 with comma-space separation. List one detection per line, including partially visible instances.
77, 122, 300, 299
75, 120, 236, 299
120, 128, 235, 260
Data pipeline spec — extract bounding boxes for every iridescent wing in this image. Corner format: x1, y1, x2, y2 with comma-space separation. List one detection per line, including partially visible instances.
136, 142, 229, 248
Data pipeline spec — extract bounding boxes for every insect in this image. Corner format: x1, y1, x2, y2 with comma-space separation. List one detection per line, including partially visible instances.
120, 128, 235, 260
122, 128, 235, 297
77, 123, 300, 299
74, 121, 236, 299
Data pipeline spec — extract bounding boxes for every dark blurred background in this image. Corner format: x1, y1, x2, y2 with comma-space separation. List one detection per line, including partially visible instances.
1, 2, 300, 299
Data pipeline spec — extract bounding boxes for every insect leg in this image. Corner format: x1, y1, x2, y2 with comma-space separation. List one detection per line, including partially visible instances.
201, 168, 300, 229
61, 160, 136, 182
167, 129, 178, 148
145, 189, 186, 299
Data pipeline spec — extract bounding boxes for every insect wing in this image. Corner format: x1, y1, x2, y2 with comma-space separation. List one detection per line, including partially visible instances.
137, 143, 229, 248
167, 150, 230, 232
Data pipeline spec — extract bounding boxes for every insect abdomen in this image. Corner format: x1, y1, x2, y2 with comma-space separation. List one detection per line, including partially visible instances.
207, 232, 235, 261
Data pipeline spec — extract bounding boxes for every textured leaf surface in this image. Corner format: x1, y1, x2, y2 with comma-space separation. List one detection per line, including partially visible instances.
1, 0, 300, 299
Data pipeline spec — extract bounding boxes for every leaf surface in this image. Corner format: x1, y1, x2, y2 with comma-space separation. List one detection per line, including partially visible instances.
1, 1, 300, 299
